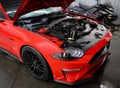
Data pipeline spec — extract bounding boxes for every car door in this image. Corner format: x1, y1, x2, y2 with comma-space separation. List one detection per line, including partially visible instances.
0, 20, 18, 55
0, 7, 10, 49
0, 3, 19, 56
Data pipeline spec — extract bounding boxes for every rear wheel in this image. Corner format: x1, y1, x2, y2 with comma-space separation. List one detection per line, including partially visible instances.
21, 46, 52, 81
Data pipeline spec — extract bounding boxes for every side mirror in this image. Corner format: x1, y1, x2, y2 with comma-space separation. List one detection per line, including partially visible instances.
0, 18, 5, 22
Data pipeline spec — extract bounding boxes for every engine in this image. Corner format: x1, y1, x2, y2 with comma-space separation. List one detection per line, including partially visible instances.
46, 16, 98, 48
49, 16, 95, 40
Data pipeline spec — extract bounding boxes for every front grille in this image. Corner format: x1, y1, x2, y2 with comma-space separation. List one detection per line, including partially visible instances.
89, 46, 105, 64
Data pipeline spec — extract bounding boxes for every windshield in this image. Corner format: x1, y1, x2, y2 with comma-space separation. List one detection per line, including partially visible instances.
20, 7, 62, 19
1, 0, 22, 18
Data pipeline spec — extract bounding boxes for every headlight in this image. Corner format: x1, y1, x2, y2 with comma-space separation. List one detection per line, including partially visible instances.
52, 48, 84, 60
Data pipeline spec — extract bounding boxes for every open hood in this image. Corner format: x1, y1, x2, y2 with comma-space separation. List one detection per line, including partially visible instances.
12, 0, 74, 21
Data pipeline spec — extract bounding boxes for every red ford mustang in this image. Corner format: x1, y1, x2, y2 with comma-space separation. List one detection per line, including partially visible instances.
0, 0, 112, 85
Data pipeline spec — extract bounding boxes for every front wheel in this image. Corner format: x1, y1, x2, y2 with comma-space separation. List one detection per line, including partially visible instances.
21, 46, 52, 81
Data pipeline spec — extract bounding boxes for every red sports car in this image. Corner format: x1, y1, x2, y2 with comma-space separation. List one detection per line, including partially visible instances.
0, 0, 112, 85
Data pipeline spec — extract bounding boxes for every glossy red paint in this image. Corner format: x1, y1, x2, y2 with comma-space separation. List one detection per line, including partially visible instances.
13, 0, 74, 21
48, 32, 112, 84
0, 1, 112, 85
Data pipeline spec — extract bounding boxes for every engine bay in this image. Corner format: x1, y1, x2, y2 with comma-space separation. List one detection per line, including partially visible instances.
48, 16, 97, 41
16, 12, 108, 52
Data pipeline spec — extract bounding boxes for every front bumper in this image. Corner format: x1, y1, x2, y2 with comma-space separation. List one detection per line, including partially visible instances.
50, 32, 112, 85
55, 73, 95, 85
54, 53, 108, 85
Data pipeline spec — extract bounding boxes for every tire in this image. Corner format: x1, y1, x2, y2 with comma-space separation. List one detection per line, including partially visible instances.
106, 41, 110, 49
102, 17, 108, 26
21, 46, 52, 81
0, 50, 2, 54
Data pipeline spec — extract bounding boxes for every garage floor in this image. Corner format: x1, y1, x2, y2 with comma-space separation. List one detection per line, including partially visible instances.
0, 25, 120, 88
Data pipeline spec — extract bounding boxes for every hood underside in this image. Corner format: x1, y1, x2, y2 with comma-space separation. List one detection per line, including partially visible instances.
13, 0, 74, 21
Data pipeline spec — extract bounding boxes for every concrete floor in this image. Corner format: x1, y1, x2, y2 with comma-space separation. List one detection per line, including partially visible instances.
0, 28, 120, 88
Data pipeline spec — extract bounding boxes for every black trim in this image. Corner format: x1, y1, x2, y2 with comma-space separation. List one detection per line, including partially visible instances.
0, 47, 20, 61
54, 75, 95, 85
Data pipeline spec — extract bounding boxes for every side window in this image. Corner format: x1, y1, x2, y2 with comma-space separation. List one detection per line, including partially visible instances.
0, 9, 5, 19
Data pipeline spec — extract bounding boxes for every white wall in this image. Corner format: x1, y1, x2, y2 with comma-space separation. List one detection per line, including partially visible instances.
73, 0, 120, 17
110, 0, 120, 16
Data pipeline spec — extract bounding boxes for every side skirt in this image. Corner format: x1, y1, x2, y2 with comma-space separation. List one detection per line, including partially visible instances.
0, 47, 20, 62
